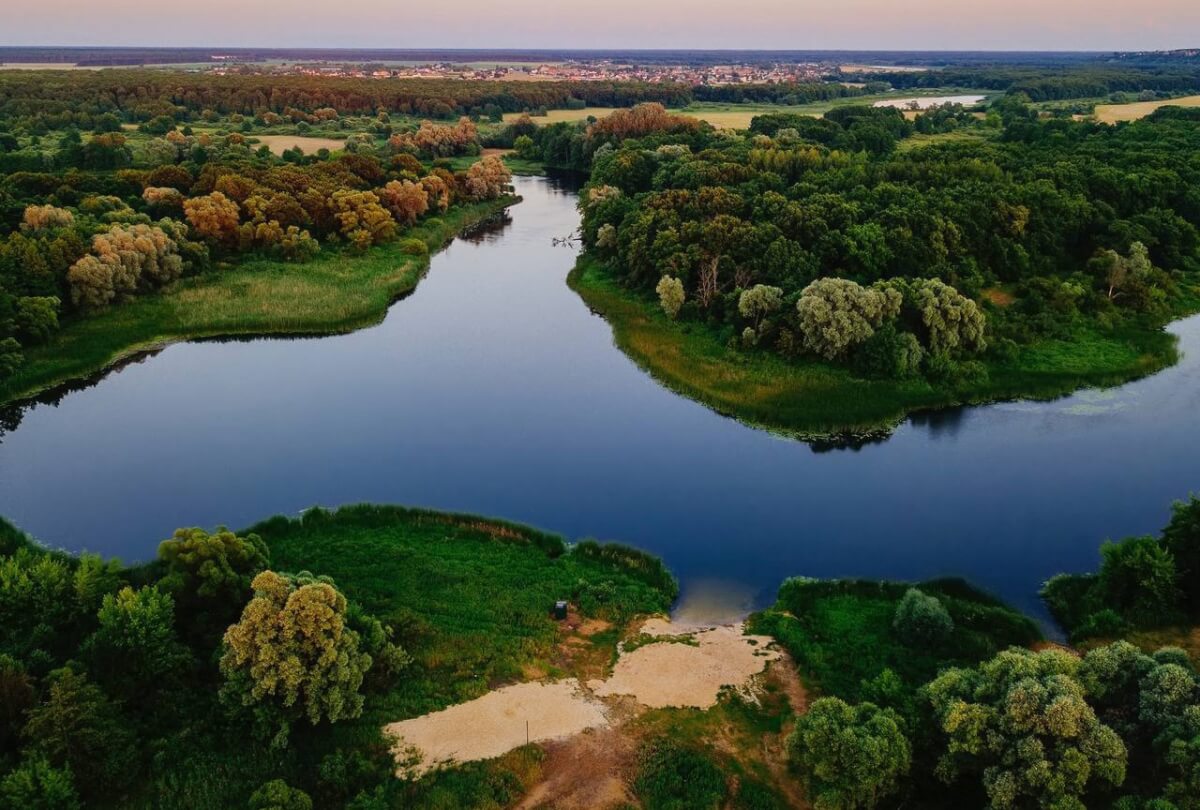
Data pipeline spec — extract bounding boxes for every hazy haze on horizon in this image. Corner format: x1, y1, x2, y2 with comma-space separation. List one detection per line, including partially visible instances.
1, 0, 1198, 52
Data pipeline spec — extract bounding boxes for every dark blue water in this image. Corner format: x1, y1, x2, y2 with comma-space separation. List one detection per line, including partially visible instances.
3, 174, 1198, 626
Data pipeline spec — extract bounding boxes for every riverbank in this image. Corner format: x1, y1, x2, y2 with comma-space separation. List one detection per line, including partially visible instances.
0, 197, 518, 406
569, 257, 1199, 437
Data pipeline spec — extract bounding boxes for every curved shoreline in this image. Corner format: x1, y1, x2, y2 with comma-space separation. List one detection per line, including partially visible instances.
0, 197, 519, 409
568, 257, 1198, 439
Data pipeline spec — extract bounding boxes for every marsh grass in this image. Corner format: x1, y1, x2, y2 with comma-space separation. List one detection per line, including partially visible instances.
569, 257, 1194, 437
0, 198, 516, 405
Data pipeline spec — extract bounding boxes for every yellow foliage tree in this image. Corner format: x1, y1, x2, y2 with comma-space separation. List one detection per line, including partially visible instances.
377, 180, 428, 225
329, 190, 396, 247
463, 156, 512, 201
220, 571, 372, 739
183, 191, 241, 244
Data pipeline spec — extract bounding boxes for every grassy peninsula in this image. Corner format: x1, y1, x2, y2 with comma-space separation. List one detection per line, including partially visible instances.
570, 257, 1194, 435
0, 197, 515, 406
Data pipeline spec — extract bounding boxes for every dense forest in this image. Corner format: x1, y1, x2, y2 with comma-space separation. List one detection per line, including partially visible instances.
850, 64, 1200, 101
547, 101, 1200, 394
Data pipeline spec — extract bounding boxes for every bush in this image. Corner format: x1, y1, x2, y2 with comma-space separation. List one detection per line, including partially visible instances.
398, 237, 428, 256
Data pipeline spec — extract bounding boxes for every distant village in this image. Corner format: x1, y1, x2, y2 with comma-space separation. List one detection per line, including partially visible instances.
207, 58, 842, 85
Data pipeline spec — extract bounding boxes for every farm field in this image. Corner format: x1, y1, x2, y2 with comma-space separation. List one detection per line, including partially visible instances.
1094, 93, 1200, 123
251, 133, 348, 155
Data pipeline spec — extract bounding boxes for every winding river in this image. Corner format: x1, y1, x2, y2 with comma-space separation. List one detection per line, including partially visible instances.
3, 174, 1199, 626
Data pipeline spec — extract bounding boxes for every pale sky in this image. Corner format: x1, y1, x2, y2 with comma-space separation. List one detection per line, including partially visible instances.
2, 0, 1198, 52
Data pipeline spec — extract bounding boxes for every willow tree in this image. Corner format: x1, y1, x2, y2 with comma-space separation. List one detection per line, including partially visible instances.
796, 278, 901, 361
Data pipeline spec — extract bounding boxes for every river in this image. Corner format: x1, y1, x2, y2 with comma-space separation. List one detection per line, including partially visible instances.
3, 174, 1198, 626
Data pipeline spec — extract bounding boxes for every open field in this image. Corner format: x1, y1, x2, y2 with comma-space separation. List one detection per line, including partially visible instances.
503, 107, 620, 124
0, 198, 515, 405
1094, 94, 1200, 123
252, 133, 348, 154
506, 91, 992, 130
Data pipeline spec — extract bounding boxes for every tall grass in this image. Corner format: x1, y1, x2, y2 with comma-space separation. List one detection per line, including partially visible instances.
749, 577, 1041, 704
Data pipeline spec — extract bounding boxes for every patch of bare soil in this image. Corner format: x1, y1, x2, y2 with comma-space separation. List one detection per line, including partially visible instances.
385, 680, 609, 774
516, 726, 637, 810
590, 620, 780, 709
387, 616, 807, 806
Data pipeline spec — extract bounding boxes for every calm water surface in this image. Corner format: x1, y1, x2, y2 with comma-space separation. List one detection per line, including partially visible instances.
3, 175, 1198, 626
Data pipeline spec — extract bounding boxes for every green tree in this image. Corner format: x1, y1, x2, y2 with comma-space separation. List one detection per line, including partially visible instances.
1161, 496, 1200, 617
789, 697, 911, 810
249, 779, 313, 810
83, 585, 190, 696
656, 275, 685, 320
158, 526, 269, 607
738, 284, 784, 336
893, 588, 954, 646
909, 279, 987, 357
220, 571, 372, 746
1098, 535, 1181, 626
0, 755, 81, 810
22, 668, 136, 797
925, 647, 1127, 809
0, 653, 34, 750
796, 278, 901, 361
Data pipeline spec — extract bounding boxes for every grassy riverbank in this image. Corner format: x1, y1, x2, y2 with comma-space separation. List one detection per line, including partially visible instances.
252, 504, 677, 718
0, 198, 516, 406
569, 257, 1198, 437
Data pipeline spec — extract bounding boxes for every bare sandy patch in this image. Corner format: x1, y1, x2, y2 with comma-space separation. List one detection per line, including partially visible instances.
386, 680, 608, 774
590, 620, 780, 709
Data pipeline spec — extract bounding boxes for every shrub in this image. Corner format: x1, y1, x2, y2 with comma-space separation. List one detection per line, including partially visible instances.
398, 237, 428, 256
634, 739, 727, 810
